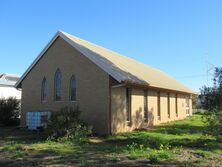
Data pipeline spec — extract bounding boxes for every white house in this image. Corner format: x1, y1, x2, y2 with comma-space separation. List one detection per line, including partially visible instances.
0, 73, 21, 99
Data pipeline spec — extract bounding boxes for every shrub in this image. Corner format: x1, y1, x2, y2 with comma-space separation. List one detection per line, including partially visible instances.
0, 97, 20, 126
204, 111, 222, 140
149, 154, 159, 164
47, 106, 92, 140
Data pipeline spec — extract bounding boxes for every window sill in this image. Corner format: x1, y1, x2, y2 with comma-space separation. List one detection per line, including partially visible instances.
54, 100, 63, 103
126, 121, 131, 126
54, 100, 77, 103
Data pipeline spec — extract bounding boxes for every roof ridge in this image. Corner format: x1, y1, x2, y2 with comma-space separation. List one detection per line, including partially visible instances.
60, 31, 194, 93
59, 31, 148, 66
15, 31, 195, 94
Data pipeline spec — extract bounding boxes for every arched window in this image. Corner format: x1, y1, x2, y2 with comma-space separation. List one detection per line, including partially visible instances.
41, 77, 47, 102
70, 75, 76, 101
54, 69, 62, 101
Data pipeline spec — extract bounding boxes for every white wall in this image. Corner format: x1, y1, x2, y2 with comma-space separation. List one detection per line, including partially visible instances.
0, 86, 21, 99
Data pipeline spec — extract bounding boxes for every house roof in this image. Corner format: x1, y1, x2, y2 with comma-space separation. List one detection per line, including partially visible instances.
15, 31, 196, 94
0, 73, 20, 87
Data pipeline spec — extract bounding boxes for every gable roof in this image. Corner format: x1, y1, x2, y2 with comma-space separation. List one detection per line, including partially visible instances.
15, 31, 195, 94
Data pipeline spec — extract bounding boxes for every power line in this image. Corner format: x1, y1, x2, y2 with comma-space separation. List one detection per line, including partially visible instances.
176, 74, 206, 79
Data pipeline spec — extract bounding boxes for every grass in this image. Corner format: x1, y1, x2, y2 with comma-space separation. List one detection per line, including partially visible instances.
0, 113, 221, 166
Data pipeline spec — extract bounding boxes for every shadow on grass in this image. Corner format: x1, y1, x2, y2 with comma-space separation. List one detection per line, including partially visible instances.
105, 123, 221, 152
35, 146, 155, 167
0, 126, 47, 143
153, 123, 205, 135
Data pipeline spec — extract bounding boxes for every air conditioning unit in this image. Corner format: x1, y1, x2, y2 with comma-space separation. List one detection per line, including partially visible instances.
26, 111, 51, 130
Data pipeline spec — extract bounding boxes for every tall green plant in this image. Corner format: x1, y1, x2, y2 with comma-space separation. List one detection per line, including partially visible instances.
0, 97, 20, 126
47, 106, 92, 140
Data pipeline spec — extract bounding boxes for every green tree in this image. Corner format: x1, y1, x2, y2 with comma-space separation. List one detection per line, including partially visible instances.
199, 67, 222, 140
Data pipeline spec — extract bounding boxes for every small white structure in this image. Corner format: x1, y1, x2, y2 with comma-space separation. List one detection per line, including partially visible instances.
0, 73, 21, 99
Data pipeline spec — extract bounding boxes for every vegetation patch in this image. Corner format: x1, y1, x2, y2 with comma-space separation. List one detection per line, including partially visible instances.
46, 106, 92, 140
0, 113, 221, 166
0, 98, 20, 126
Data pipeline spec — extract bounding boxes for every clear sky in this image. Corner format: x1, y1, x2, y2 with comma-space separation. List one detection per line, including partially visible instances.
1, 0, 222, 92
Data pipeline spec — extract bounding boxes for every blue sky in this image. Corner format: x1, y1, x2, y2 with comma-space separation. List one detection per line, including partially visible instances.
1, 0, 222, 92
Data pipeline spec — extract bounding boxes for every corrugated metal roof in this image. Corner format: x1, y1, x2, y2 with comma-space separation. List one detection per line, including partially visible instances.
61, 31, 195, 94
0, 80, 16, 87
0, 73, 20, 87
16, 31, 195, 94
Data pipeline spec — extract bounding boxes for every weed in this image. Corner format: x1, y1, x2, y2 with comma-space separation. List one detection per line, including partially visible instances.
12, 151, 26, 159
110, 153, 120, 162
148, 154, 159, 164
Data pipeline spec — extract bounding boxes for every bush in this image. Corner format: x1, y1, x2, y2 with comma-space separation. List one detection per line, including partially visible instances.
149, 154, 159, 164
204, 111, 222, 140
47, 106, 92, 140
0, 97, 20, 126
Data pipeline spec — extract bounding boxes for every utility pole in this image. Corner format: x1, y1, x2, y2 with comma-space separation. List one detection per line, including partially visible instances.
205, 53, 215, 87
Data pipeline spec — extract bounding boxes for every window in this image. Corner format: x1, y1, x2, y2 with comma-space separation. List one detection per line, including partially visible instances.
175, 94, 178, 117
186, 96, 190, 115
41, 77, 47, 102
144, 90, 148, 121
126, 87, 132, 125
70, 75, 76, 101
157, 91, 161, 120
167, 93, 170, 118
54, 69, 62, 101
